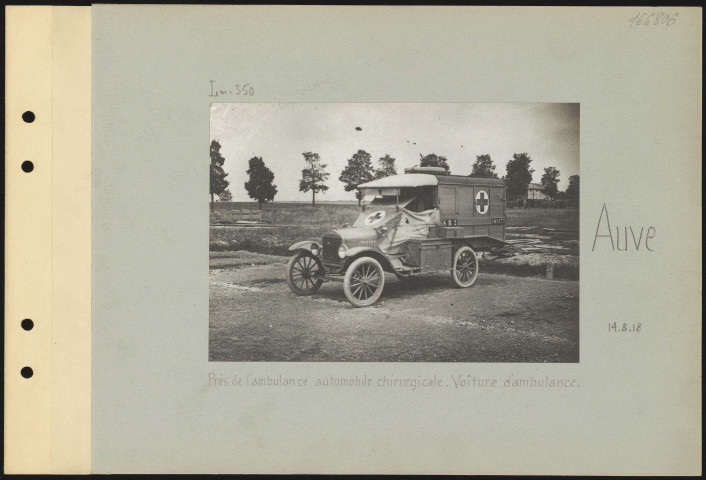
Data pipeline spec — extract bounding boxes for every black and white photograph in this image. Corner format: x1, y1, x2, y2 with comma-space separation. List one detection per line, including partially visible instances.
6, 4, 700, 475
209, 103, 580, 362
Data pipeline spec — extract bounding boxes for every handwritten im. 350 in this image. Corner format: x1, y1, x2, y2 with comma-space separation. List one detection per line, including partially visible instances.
209, 80, 255, 98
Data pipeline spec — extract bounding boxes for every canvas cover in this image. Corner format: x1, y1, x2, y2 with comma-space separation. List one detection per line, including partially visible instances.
352, 206, 440, 254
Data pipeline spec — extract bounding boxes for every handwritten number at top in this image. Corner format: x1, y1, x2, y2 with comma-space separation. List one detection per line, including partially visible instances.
628, 11, 678, 28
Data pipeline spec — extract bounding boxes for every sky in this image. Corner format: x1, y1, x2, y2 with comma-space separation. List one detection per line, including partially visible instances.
210, 103, 579, 202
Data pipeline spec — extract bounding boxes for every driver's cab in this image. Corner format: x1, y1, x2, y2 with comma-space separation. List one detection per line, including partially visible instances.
355, 173, 443, 248
365, 186, 438, 214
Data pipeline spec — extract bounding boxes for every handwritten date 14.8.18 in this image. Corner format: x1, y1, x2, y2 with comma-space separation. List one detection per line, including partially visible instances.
609, 323, 641, 333
209, 80, 255, 98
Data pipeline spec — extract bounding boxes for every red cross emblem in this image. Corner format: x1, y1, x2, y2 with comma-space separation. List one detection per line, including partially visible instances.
364, 210, 386, 225
475, 190, 489, 214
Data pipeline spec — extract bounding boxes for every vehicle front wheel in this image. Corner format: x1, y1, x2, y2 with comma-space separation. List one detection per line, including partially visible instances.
343, 257, 385, 307
286, 251, 324, 295
451, 245, 479, 288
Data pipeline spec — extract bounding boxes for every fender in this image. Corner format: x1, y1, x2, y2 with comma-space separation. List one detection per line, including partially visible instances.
461, 236, 509, 251
288, 240, 322, 253
343, 247, 396, 272
343, 246, 380, 258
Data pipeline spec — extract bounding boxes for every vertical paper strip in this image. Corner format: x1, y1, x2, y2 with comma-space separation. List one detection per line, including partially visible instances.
4, 6, 54, 474
52, 6, 91, 474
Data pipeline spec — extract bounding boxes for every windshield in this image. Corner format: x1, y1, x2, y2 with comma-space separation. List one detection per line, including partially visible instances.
361, 186, 437, 213
367, 195, 414, 208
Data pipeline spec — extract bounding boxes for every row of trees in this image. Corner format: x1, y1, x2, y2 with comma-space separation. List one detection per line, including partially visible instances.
210, 139, 579, 209
338, 151, 397, 204
422, 151, 579, 206
503, 153, 578, 206
210, 140, 279, 210
296, 150, 402, 205
210, 140, 403, 208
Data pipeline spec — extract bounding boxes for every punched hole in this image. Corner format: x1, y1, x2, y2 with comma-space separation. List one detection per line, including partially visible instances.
21, 319, 34, 331
21, 367, 33, 379
22, 111, 35, 123
21, 161, 34, 173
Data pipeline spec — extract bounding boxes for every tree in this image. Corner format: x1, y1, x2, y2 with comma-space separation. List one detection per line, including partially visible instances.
540, 166, 560, 200
299, 152, 330, 206
244, 156, 278, 208
210, 139, 230, 212
470, 154, 498, 178
419, 153, 450, 171
217, 189, 232, 202
504, 153, 535, 201
339, 150, 375, 205
566, 174, 580, 207
374, 154, 397, 179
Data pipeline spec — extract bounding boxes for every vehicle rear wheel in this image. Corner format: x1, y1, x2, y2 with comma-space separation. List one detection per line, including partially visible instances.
286, 251, 324, 295
452, 245, 479, 288
343, 257, 385, 307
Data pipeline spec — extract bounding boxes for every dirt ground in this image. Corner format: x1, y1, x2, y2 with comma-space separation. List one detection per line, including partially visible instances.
209, 252, 579, 363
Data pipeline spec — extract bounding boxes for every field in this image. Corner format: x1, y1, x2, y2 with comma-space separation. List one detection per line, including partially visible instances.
210, 202, 579, 261
214, 201, 578, 229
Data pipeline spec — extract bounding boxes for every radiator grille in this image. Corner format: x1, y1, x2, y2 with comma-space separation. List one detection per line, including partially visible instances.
322, 235, 342, 265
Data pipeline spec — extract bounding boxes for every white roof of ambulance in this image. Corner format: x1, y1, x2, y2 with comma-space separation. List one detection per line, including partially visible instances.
358, 174, 438, 189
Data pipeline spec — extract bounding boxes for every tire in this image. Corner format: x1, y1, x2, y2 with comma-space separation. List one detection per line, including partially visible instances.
343, 257, 386, 307
451, 245, 479, 288
286, 251, 324, 295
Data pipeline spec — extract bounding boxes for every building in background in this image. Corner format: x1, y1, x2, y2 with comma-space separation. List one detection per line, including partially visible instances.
527, 183, 548, 200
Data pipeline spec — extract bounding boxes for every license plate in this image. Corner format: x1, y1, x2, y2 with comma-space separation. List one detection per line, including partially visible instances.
441, 219, 458, 226
491, 217, 505, 225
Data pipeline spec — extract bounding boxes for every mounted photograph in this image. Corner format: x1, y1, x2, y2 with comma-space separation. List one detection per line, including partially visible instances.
209, 103, 579, 362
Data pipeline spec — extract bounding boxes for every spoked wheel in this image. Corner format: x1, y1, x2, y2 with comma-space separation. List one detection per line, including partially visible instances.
343, 257, 385, 307
452, 245, 479, 288
286, 251, 324, 295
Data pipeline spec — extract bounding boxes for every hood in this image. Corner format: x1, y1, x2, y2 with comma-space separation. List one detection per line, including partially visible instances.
325, 205, 440, 254
326, 225, 380, 250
